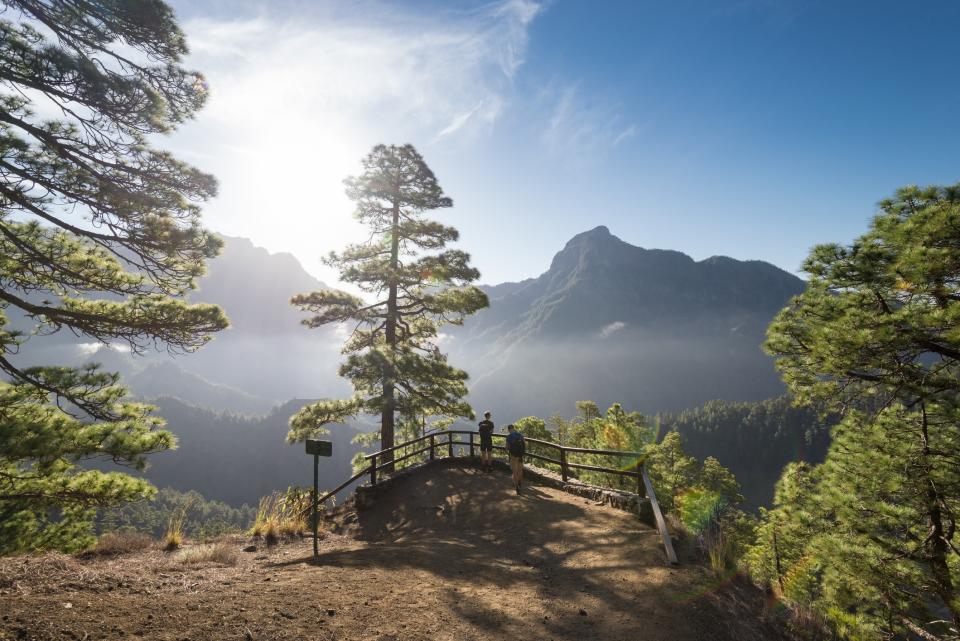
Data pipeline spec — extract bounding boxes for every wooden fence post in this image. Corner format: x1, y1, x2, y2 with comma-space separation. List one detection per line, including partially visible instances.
469, 432, 475, 458
370, 455, 378, 486
560, 448, 568, 483
448, 431, 453, 458
429, 434, 435, 460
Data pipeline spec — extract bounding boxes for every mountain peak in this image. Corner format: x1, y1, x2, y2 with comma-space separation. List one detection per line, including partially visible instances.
565, 225, 614, 246
567, 225, 614, 240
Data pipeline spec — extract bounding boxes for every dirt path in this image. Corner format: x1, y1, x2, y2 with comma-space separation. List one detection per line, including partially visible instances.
1, 466, 790, 641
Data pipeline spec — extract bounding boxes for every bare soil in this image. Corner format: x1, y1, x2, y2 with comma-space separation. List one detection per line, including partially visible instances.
1, 465, 793, 641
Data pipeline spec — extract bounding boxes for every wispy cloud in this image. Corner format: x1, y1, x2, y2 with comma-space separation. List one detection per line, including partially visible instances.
76, 342, 131, 356
541, 84, 639, 158
612, 124, 638, 147
165, 1, 543, 285
434, 102, 484, 141
599, 321, 627, 338
183, 1, 540, 142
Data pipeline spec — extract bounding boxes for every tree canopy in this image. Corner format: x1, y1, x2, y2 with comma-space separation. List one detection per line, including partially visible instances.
757, 184, 960, 639
0, 0, 227, 553
289, 144, 488, 469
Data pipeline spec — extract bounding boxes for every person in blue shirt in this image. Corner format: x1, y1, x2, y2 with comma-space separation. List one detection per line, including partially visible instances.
505, 423, 525, 494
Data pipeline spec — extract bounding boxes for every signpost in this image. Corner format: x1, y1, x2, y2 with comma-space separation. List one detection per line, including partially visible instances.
306, 439, 333, 558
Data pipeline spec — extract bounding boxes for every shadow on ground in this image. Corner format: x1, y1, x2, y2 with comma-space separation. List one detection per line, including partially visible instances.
271, 464, 787, 641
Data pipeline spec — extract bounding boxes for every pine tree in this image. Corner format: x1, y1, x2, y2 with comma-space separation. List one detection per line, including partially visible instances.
0, 1, 227, 553
814, 406, 960, 639
289, 144, 488, 471
744, 462, 818, 597
765, 183, 960, 638
514, 416, 552, 442
643, 431, 698, 511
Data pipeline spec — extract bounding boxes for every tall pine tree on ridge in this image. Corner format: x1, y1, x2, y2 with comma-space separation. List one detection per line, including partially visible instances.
289, 144, 488, 471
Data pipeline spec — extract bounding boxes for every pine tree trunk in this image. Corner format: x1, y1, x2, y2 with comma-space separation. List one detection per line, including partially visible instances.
380, 197, 401, 473
919, 404, 960, 632
773, 520, 786, 594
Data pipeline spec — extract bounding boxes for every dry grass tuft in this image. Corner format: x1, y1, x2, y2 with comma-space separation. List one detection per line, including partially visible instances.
249, 487, 311, 544
177, 542, 239, 566
164, 509, 187, 551
90, 532, 154, 556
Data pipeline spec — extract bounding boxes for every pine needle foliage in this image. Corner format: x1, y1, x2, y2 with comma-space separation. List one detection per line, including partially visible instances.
0, 1, 227, 554
759, 184, 960, 640
289, 144, 488, 470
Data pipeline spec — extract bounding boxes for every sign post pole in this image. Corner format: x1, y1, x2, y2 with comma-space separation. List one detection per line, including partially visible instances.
312, 451, 319, 558
305, 439, 333, 560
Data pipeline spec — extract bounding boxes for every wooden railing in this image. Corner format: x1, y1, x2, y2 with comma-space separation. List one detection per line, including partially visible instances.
313, 429, 678, 564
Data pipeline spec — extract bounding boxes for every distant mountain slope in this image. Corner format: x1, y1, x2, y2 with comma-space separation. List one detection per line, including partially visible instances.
4, 235, 348, 404
92, 398, 366, 507
8, 228, 803, 423
127, 362, 274, 415
190, 236, 329, 336
449, 226, 805, 417
170, 235, 348, 401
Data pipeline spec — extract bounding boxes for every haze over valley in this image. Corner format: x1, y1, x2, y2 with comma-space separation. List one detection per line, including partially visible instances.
33, 227, 815, 508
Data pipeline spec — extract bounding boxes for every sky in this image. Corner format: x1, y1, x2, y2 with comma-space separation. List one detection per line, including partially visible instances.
163, 0, 960, 287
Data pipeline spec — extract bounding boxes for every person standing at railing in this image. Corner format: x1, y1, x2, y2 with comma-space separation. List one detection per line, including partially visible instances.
506, 423, 526, 494
478, 411, 495, 472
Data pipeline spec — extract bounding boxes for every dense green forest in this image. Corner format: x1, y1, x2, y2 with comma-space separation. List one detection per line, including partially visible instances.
97, 487, 255, 540
658, 397, 833, 508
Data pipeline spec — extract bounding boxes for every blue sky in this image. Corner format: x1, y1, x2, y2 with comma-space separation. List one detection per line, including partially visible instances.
164, 0, 960, 286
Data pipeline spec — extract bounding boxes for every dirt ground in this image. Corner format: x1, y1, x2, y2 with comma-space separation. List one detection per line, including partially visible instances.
1, 465, 794, 641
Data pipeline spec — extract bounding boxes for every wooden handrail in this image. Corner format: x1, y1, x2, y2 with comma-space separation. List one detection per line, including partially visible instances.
561, 445, 644, 457
363, 431, 439, 460
566, 460, 640, 477
643, 465, 679, 565
300, 464, 373, 516
365, 431, 646, 480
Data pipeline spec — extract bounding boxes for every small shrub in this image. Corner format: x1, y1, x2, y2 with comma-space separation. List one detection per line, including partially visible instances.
91, 531, 154, 556
178, 542, 239, 566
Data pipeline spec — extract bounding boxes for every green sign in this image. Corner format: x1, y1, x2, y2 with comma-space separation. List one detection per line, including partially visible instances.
306, 439, 333, 457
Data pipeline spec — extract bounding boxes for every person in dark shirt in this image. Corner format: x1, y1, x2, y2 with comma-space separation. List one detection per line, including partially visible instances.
506, 423, 526, 494
478, 411, 494, 472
